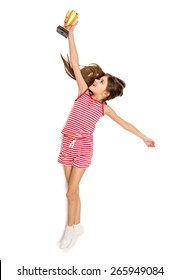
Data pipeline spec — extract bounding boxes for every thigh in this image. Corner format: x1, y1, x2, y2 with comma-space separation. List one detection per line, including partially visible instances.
64, 165, 73, 184
68, 166, 86, 192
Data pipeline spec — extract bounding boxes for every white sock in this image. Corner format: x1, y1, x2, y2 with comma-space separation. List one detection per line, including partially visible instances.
59, 225, 74, 249
66, 225, 74, 231
74, 224, 82, 230
68, 224, 84, 248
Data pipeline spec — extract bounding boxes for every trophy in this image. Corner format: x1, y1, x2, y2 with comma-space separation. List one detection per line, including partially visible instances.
56, 10, 78, 38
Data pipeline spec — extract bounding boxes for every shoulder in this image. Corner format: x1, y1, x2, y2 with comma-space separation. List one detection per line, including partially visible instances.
77, 87, 90, 97
104, 103, 114, 115
104, 103, 128, 128
104, 103, 121, 119
76, 88, 90, 100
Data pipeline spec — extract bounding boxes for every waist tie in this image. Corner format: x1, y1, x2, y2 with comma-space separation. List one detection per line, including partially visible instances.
69, 139, 76, 148
64, 134, 93, 148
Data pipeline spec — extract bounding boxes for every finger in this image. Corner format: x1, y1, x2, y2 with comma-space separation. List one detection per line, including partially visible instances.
72, 20, 78, 27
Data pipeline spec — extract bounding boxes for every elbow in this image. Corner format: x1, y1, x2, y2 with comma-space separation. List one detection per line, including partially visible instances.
123, 122, 131, 131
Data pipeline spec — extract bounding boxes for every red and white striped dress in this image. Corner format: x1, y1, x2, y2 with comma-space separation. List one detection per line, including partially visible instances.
58, 88, 105, 168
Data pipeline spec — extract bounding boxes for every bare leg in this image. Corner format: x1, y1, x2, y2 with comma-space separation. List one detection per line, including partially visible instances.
63, 165, 73, 183
64, 166, 86, 226
60, 166, 86, 249
63, 166, 81, 224
74, 186, 81, 225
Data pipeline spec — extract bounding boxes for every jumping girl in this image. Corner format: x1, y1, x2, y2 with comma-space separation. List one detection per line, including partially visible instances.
57, 22, 155, 249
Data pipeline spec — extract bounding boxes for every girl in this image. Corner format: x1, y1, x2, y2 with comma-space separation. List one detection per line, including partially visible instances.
58, 23, 155, 249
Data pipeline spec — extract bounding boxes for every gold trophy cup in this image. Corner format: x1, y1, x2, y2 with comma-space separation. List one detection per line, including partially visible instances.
56, 10, 78, 38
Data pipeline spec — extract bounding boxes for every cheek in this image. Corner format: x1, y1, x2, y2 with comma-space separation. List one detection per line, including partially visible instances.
103, 85, 107, 91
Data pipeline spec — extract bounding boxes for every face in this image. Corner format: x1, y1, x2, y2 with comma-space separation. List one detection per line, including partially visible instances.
89, 75, 109, 100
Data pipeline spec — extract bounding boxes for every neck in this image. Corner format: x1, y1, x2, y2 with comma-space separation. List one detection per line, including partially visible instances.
88, 89, 105, 102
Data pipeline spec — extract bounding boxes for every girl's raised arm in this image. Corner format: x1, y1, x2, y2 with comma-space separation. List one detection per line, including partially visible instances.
66, 23, 88, 95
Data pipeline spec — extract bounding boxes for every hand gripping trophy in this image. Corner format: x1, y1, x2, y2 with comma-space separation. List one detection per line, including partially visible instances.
56, 10, 78, 38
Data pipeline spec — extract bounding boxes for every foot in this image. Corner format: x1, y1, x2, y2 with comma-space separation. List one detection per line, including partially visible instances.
59, 225, 74, 249
68, 224, 84, 248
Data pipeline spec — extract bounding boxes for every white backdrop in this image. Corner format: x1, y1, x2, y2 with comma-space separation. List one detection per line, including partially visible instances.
0, 0, 180, 279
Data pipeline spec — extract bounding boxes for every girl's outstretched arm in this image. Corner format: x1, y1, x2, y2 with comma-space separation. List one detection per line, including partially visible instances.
65, 23, 88, 95
104, 104, 155, 147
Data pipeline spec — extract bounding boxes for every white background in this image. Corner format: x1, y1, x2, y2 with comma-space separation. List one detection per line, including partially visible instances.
0, 0, 180, 279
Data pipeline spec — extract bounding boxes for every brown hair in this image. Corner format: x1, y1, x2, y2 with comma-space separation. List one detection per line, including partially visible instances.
105, 74, 126, 100
61, 55, 126, 101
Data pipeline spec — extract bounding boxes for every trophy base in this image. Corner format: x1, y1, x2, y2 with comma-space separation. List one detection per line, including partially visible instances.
56, 25, 69, 38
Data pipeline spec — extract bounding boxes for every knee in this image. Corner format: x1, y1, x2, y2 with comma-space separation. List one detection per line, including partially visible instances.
66, 188, 79, 201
